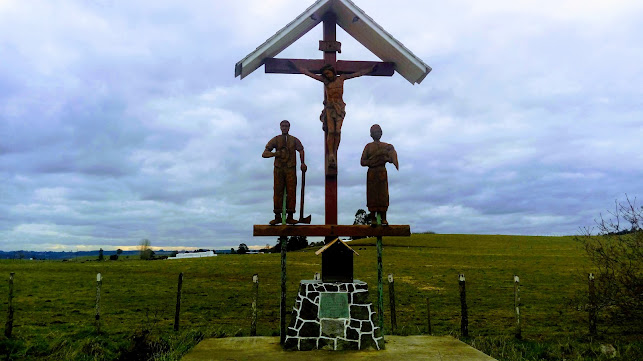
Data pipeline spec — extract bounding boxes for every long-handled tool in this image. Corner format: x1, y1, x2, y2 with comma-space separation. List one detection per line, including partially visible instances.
298, 169, 312, 224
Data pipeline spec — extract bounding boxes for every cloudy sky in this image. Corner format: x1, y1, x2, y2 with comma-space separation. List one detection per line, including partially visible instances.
1, 0, 642, 251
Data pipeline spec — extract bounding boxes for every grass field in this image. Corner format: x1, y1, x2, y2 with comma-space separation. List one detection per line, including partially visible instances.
0, 234, 640, 360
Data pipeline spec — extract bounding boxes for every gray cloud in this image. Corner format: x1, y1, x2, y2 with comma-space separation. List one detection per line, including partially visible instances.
1, 0, 642, 250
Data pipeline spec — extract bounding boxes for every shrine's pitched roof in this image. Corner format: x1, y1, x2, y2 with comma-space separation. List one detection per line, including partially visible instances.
234, 0, 431, 85
315, 238, 359, 256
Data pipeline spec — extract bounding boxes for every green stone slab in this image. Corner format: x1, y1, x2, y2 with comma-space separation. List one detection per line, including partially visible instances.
319, 293, 349, 318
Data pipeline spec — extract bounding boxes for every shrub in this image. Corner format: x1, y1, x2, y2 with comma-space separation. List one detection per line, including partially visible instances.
576, 195, 642, 330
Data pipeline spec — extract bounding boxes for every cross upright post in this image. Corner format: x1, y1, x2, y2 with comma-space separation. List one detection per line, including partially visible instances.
322, 12, 338, 237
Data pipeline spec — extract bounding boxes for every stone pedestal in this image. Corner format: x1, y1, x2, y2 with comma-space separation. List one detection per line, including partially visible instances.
284, 280, 383, 351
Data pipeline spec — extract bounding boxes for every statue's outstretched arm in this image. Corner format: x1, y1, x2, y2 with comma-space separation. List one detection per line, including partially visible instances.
344, 64, 376, 80
289, 61, 324, 82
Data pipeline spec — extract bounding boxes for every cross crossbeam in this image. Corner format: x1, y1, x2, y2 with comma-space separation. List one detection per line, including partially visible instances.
264, 58, 395, 76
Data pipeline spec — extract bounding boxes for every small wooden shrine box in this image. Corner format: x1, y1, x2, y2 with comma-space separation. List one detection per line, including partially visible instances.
315, 238, 359, 283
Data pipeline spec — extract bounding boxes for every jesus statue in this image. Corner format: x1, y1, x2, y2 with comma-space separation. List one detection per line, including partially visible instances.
291, 61, 375, 170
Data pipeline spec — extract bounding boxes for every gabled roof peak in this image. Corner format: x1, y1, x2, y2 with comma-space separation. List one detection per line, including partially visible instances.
315, 238, 360, 256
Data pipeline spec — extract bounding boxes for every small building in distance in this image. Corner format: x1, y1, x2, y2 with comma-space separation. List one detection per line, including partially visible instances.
167, 251, 217, 260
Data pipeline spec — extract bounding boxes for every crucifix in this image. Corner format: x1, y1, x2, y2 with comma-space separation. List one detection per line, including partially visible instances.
264, 11, 395, 230
238, 0, 429, 348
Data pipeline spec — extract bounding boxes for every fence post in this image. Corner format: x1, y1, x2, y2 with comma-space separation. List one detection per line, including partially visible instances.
588, 273, 597, 336
459, 274, 468, 337
95, 273, 102, 334
4, 272, 15, 338
174, 272, 184, 331
514, 275, 521, 339
388, 274, 397, 334
280, 235, 287, 345
426, 296, 432, 335
251, 274, 259, 336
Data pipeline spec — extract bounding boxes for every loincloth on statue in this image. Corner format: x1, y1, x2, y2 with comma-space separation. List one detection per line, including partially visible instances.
320, 101, 346, 133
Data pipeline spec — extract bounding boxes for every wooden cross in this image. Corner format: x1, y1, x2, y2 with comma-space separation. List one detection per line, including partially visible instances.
241, 3, 426, 344
263, 12, 395, 232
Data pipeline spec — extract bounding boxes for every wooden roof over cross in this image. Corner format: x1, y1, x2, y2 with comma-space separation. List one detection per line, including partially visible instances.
235, 0, 432, 84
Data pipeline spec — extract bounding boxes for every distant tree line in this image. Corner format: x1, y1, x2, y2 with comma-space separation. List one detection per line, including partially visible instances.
270, 236, 309, 253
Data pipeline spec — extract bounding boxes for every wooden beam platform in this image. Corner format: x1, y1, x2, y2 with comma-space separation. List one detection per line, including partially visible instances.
253, 224, 410, 237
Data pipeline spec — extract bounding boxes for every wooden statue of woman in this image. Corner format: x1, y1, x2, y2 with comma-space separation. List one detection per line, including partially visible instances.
360, 124, 398, 225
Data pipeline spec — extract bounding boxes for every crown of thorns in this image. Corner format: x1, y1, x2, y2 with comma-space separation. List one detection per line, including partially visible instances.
320, 64, 336, 76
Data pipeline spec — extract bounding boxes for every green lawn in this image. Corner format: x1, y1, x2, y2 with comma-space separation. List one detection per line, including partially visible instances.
0, 234, 639, 360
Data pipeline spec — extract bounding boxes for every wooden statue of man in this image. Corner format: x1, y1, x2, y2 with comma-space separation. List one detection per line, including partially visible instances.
263, 120, 307, 225
291, 62, 374, 169
360, 124, 398, 225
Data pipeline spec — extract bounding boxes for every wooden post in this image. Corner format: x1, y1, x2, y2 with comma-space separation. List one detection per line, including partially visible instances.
280, 235, 287, 344
514, 275, 521, 339
4, 272, 15, 338
174, 272, 183, 331
426, 296, 432, 335
388, 274, 397, 334
95, 273, 102, 334
279, 182, 287, 344
282, 187, 287, 224
459, 274, 468, 337
376, 213, 384, 335
588, 273, 597, 336
251, 274, 259, 336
